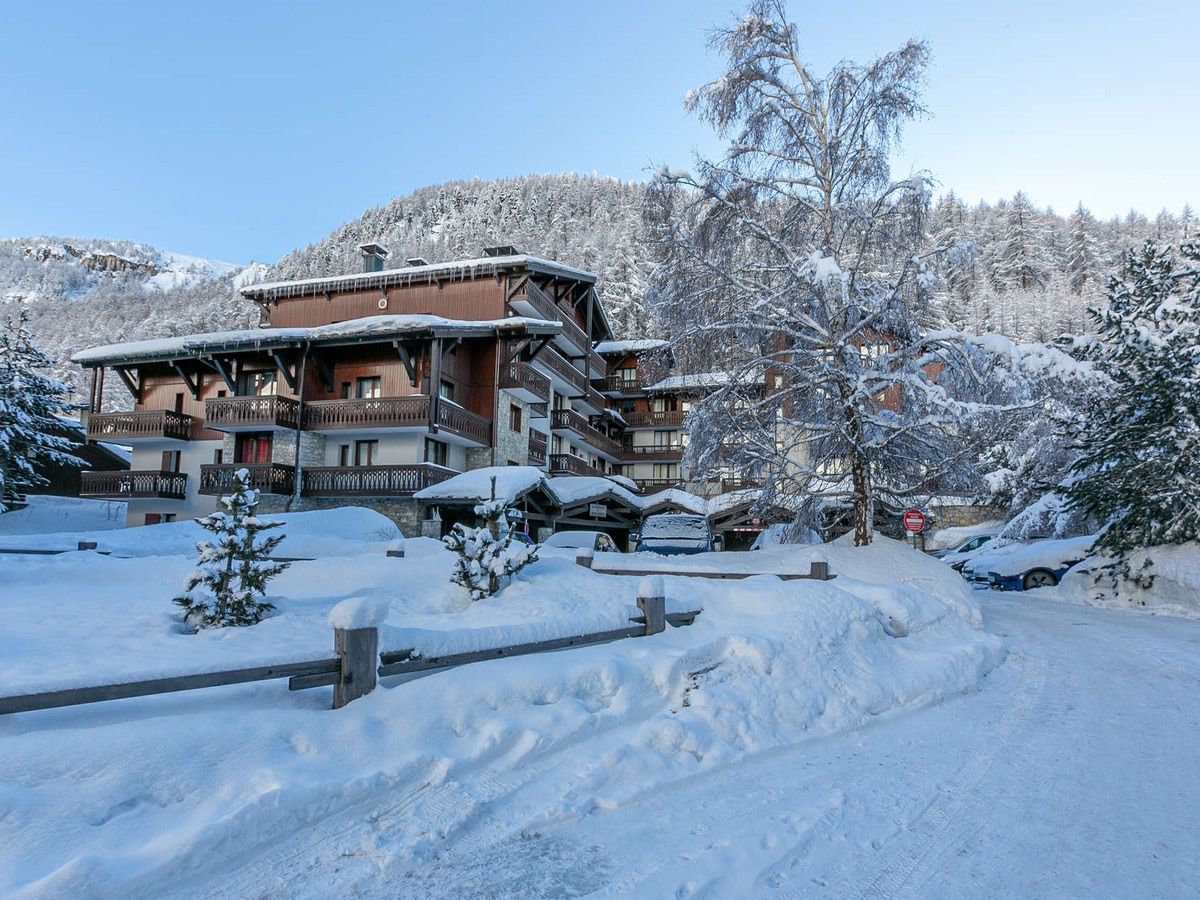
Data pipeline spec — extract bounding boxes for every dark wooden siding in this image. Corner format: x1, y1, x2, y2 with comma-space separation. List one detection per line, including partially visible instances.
270, 280, 508, 328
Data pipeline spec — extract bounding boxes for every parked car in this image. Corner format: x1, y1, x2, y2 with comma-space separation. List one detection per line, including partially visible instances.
635, 513, 714, 556
500, 530, 535, 546
984, 535, 1095, 591
933, 533, 995, 571
540, 530, 621, 553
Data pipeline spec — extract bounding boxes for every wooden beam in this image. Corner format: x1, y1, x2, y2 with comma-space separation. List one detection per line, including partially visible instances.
506, 336, 533, 363
114, 366, 141, 402
171, 363, 201, 400
393, 340, 417, 384
506, 273, 529, 302
270, 352, 297, 392
308, 352, 334, 392
206, 357, 237, 393
428, 337, 443, 433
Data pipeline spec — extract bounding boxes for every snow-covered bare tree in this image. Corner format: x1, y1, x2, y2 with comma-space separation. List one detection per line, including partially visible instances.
1064, 241, 1200, 565
648, 1, 1000, 545
0, 312, 81, 511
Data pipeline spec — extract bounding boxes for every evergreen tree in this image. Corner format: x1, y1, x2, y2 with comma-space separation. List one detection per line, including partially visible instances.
0, 311, 81, 510
1064, 241, 1200, 562
444, 477, 537, 601
174, 469, 289, 629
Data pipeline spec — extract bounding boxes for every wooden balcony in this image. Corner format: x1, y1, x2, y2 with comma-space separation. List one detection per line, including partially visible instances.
529, 347, 586, 394
597, 374, 644, 395
300, 464, 457, 498
303, 396, 492, 446
87, 410, 196, 442
548, 454, 606, 478
528, 431, 548, 466
509, 279, 601, 365
198, 463, 295, 496
624, 410, 686, 429
80, 470, 187, 499
622, 444, 685, 462
498, 362, 551, 403
550, 409, 622, 460
205, 396, 299, 432
634, 478, 684, 494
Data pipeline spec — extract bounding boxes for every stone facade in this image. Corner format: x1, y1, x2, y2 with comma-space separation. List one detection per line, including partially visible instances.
289, 495, 428, 537
272, 430, 326, 468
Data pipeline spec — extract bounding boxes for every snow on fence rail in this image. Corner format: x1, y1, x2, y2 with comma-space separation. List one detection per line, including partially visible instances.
0, 585, 692, 717
575, 549, 834, 582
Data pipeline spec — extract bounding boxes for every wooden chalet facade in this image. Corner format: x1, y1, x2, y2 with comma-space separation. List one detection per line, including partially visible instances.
73, 246, 623, 530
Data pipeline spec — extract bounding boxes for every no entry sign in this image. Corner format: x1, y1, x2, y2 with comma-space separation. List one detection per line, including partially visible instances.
903, 509, 926, 533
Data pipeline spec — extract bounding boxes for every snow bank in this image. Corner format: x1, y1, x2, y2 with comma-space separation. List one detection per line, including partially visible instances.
0, 528, 1002, 898
1060, 542, 1200, 619
0, 496, 127, 537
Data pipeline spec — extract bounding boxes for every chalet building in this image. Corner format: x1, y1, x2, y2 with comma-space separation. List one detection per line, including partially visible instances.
72, 246, 624, 531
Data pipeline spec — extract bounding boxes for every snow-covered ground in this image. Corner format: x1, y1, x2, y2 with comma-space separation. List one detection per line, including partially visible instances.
0, 495, 126, 537
1, 505, 1197, 897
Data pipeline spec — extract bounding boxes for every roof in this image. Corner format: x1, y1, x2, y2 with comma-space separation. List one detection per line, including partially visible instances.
644, 372, 734, 393
239, 254, 598, 303
71, 315, 561, 367
594, 339, 669, 355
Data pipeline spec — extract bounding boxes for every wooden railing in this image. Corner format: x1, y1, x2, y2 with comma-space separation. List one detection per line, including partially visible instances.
198, 463, 295, 496
302, 396, 492, 446
498, 362, 551, 402
624, 410, 686, 429
550, 408, 623, 459
528, 431, 548, 466
530, 347, 587, 393
622, 444, 685, 462
301, 464, 457, 497
634, 478, 684, 494
597, 374, 643, 394
548, 454, 606, 477
304, 396, 428, 430
87, 410, 195, 442
80, 470, 188, 499
205, 395, 299, 431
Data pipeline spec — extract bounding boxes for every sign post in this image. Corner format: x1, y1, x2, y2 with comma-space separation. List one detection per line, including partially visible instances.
903, 508, 927, 551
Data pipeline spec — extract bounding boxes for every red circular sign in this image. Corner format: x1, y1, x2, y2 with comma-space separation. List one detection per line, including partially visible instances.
903, 509, 926, 533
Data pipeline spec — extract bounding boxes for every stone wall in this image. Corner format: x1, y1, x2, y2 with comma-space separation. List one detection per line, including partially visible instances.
288, 495, 428, 537
272, 430, 326, 468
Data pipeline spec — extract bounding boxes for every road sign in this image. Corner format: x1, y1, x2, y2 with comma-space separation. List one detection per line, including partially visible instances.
903, 509, 926, 533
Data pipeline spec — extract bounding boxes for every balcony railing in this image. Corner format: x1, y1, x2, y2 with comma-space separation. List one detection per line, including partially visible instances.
205, 395, 299, 431
87, 410, 195, 442
198, 463, 295, 496
528, 431, 548, 466
550, 409, 622, 459
80, 470, 187, 499
548, 454, 606, 478
719, 476, 762, 493
303, 396, 492, 446
301, 464, 457, 498
597, 374, 644, 395
634, 478, 684, 494
622, 444, 685, 462
624, 410, 687, 429
498, 362, 551, 403
529, 347, 586, 394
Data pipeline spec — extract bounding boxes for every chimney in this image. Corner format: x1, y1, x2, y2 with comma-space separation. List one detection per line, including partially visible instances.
358, 242, 390, 273
482, 245, 519, 258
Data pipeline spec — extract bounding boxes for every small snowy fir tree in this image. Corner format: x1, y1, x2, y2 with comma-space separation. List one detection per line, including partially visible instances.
0, 311, 80, 511
444, 477, 537, 601
1064, 241, 1200, 572
174, 469, 289, 629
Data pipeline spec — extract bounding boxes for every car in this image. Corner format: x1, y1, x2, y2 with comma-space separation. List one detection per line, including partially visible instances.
970, 535, 1096, 591
499, 530, 535, 546
635, 512, 714, 555
540, 530, 621, 553
933, 533, 995, 571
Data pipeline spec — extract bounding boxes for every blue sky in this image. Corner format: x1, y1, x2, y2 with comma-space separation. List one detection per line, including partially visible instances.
3, 0, 1196, 265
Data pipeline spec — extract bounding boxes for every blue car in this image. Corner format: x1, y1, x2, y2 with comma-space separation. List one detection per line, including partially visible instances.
983, 535, 1095, 591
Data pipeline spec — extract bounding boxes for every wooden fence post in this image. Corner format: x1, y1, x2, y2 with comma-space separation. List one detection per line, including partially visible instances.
333, 626, 378, 709
386, 538, 406, 558
637, 575, 666, 636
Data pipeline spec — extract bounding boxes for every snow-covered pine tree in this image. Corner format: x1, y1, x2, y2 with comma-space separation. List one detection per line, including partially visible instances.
444, 477, 537, 601
1063, 241, 1200, 562
647, 1, 1000, 545
0, 311, 81, 511
174, 469, 289, 629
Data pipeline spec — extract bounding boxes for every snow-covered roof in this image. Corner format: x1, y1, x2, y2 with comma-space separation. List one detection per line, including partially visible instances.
543, 477, 641, 509
71, 315, 561, 367
645, 372, 733, 393
593, 339, 669, 355
239, 254, 597, 303
639, 489, 709, 516
414, 466, 547, 505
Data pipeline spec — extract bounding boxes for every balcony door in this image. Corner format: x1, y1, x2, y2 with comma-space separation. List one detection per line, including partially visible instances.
236, 433, 273, 464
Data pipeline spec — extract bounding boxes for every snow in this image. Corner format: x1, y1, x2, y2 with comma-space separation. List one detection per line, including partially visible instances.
0, 495, 126, 537
2, 502, 1198, 896
593, 339, 669, 354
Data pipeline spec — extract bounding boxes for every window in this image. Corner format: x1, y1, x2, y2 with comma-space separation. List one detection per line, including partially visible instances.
235, 434, 272, 464
509, 403, 522, 433
340, 382, 352, 400
213, 448, 224, 465
241, 371, 277, 396
439, 380, 455, 402
618, 399, 637, 415
355, 376, 381, 399
620, 367, 638, 384
161, 450, 181, 472
174, 392, 184, 414
653, 396, 679, 413
424, 438, 448, 467
653, 463, 679, 480
653, 430, 679, 449
354, 440, 378, 466
338, 444, 351, 467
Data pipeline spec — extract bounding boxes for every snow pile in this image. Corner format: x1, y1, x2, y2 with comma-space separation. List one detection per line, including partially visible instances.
1060, 542, 1200, 618
0, 496, 127, 537
0, 523, 1003, 898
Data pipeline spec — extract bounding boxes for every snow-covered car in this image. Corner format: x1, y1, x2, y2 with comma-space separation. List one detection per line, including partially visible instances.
635, 513, 713, 555
500, 530, 535, 546
933, 533, 995, 571
982, 535, 1096, 591
540, 530, 621, 553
